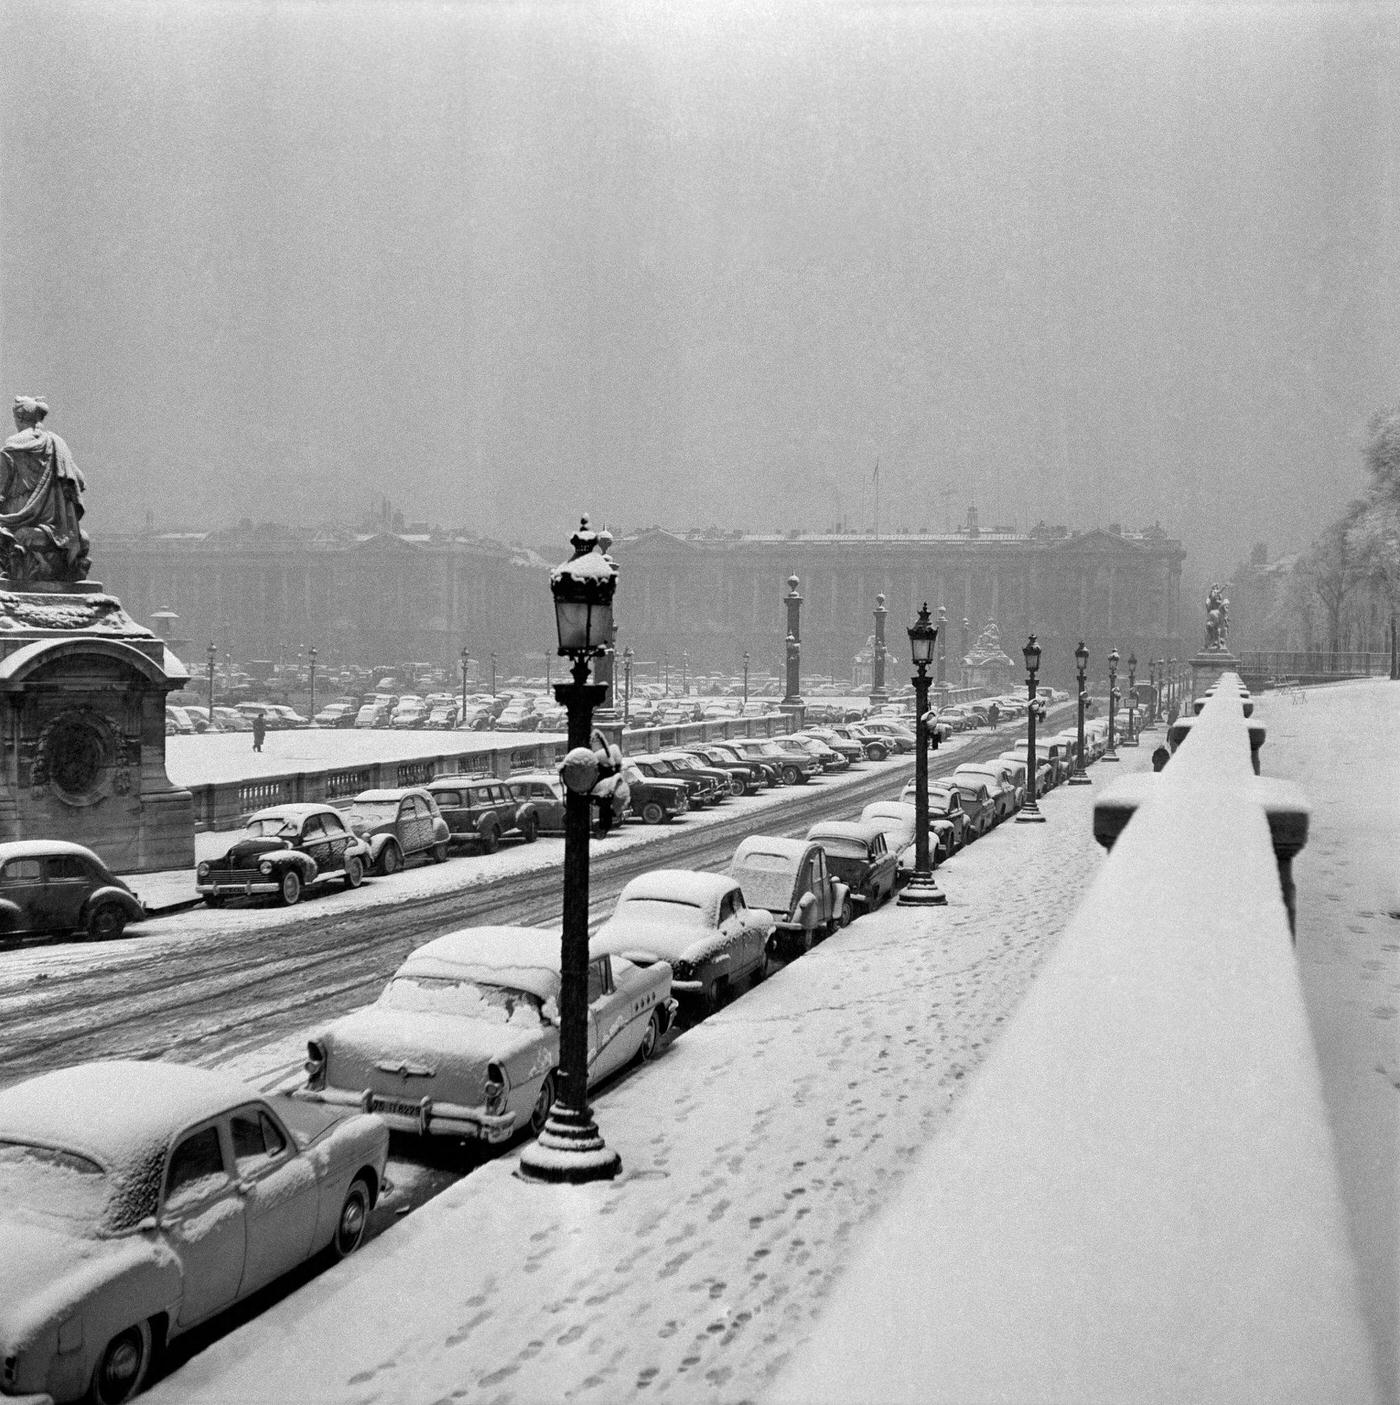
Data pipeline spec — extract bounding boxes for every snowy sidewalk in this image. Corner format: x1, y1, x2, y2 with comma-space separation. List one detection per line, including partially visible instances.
148, 752, 1134, 1405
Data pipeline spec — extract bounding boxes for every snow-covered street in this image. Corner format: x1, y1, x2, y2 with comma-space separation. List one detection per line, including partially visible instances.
144, 736, 1144, 1404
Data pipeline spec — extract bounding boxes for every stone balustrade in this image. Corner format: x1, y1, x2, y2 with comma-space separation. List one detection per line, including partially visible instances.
769, 674, 1378, 1405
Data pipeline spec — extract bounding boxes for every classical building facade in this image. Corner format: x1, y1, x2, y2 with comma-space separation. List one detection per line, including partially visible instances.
616, 516, 1185, 690
98, 513, 1185, 689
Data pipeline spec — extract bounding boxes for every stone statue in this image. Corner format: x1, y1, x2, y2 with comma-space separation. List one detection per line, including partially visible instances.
0, 396, 91, 586
1204, 582, 1230, 651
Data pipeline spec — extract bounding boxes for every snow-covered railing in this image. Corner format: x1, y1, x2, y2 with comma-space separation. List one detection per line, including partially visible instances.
770, 674, 1380, 1405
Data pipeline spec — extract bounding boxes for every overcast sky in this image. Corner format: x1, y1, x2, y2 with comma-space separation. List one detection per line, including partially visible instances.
3, 0, 1397, 579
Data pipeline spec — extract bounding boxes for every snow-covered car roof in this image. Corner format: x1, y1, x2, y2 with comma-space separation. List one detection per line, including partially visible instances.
808, 820, 886, 845
0, 1060, 257, 1169
615, 869, 737, 921
402, 927, 577, 1002
731, 835, 810, 867
246, 802, 345, 823
349, 788, 434, 804
0, 839, 115, 867
861, 801, 917, 826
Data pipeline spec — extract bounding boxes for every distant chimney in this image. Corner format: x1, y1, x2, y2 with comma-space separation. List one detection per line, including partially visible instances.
966, 505, 980, 538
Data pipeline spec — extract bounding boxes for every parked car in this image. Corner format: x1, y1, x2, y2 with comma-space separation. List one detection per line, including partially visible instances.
953, 762, 1022, 819
999, 749, 1052, 799
594, 870, 775, 1011
343, 787, 451, 874
804, 821, 900, 914
629, 753, 724, 808
196, 803, 372, 906
937, 775, 997, 839
297, 926, 675, 1143
353, 702, 389, 729
506, 771, 567, 833
772, 734, 847, 773
424, 701, 459, 730
391, 696, 428, 730
263, 704, 310, 729
163, 704, 195, 736
209, 705, 252, 732
1007, 736, 1068, 788
658, 749, 737, 800
729, 736, 818, 785
728, 835, 851, 956
425, 774, 540, 851
619, 762, 690, 825
852, 719, 917, 753
680, 743, 766, 795
799, 726, 865, 766
0, 1059, 389, 1405
314, 702, 357, 728
899, 783, 970, 857
0, 841, 146, 944
858, 801, 925, 879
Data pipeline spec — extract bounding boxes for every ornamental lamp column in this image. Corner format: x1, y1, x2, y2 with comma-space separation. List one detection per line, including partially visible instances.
1103, 649, 1120, 761
1069, 640, 1092, 785
936, 605, 948, 688
1016, 634, 1046, 823
870, 593, 889, 706
623, 646, 634, 722
781, 575, 805, 719
519, 515, 621, 1185
206, 642, 218, 731
1123, 653, 1139, 746
897, 603, 947, 906
742, 651, 750, 706
961, 617, 970, 688
490, 652, 498, 698
460, 647, 470, 720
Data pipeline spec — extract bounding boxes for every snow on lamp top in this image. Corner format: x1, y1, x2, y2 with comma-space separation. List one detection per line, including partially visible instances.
551, 514, 618, 656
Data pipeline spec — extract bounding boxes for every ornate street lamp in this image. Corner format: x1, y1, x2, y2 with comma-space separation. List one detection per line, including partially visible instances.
460, 647, 470, 720
663, 650, 670, 694
308, 646, 318, 722
870, 593, 889, 705
961, 617, 970, 687
1103, 649, 1120, 762
742, 651, 750, 706
782, 575, 804, 708
519, 515, 621, 1185
206, 642, 218, 731
1123, 653, 1139, 746
1069, 641, 1092, 785
1168, 657, 1178, 722
936, 604, 948, 688
490, 652, 498, 698
1016, 634, 1046, 823
622, 646, 634, 722
898, 604, 947, 905
682, 650, 689, 696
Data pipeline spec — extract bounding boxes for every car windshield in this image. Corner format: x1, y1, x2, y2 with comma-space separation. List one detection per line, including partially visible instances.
243, 816, 298, 838
814, 836, 869, 860
0, 1141, 110, 1226
382, 975, 548, 1027
347, 801, 398, 823
616, 897, 707, 926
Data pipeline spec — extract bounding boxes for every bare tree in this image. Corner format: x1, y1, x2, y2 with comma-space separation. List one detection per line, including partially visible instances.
1297, 506, 1367, 667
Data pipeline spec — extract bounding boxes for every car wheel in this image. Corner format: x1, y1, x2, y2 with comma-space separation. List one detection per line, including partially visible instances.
86, 901, 127, 942
834, 897, 854, 928
530, 1072, 557, 1135
431, 842, 449, 863
641, 801, 665, 825
479, 825, 500, 855
331, 1175, 372, 1260
279, 869, 302, 906
203, 894, 224, 908
730, 774, 748, 796
867, 743, 888, 761
378, 842, 402, 877
781, 764, 801, 786
519, 815, 539, 844
637, 1009, 664, 1063
87, 1319, 151, 1405
342, 855, 364, 890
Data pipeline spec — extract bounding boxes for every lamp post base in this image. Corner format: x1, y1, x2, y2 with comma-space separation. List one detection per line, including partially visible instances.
1068, 770, 1092, 786
1016, 800, 1047, 823
1102, 747, 1120, 762
518, 1103, 622, 1183
897, 872, 947, 906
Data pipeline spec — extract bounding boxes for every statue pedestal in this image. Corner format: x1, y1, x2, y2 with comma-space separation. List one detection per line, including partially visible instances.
1190, 649, 1238, 700
0, 585, 194, 873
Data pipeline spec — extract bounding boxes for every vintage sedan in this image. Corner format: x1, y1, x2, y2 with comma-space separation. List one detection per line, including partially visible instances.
938, 775, 997, 839
344, 787, 451, 874
505, 771, 567, 833
729, 736, 818, 785
898, 783, 969, 857
197, 803, 372, 906
594, 870, 775, 1012
0, 841, 146, 944
298, 927, 675, 1143
0, 1060, 388, 1405
953, 762, 1021, 821
728, 836, 850, 956
620, 763, 691, 825
804, 821, 900, 914
858, 800, 926, 879
425, 775, 540, 851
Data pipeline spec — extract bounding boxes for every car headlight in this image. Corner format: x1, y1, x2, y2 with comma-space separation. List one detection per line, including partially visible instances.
484, 1062, 507, 1115
304, 1039, 327, 1089
197, 861, 210, 878
259, 860, 274, 876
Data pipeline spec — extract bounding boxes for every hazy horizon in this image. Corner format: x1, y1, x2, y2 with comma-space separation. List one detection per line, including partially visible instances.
3, 0, 1397, 582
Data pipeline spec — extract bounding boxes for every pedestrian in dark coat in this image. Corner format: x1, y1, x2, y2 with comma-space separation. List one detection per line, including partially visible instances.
252, 712, 267, 752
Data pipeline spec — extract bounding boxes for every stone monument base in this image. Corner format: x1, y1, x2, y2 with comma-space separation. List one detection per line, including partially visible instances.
0, 585, 193, 873
1190, 649, 1239, 700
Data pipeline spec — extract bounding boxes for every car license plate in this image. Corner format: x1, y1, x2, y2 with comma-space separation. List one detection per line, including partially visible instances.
373, 1097, 424, 1119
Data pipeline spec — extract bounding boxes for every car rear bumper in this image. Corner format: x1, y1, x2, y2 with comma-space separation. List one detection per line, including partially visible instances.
295, 1087, 517, 1142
